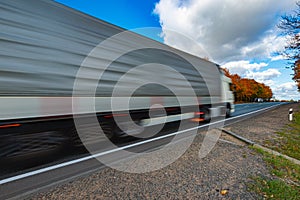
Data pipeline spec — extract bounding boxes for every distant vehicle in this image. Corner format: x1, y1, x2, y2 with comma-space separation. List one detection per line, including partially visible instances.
0, 0, 235, 160
254, 98, 264, 103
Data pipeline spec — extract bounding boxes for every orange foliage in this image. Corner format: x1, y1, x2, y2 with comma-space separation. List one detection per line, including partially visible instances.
222, 68, 273, 102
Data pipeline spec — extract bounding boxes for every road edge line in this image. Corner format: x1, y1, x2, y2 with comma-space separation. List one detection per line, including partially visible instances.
253, 144, 300, 165
220, 128, 300, 165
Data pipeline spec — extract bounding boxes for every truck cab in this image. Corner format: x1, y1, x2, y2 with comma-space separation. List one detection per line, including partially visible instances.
221, 74, 235, 117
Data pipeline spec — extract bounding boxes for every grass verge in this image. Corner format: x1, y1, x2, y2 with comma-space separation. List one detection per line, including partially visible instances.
249, 110, 300, 199
264, 111, 300, 160
250, 147, 300, 199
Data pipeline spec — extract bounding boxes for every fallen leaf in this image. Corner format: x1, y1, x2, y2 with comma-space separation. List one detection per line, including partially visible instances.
220, 189, 228, 195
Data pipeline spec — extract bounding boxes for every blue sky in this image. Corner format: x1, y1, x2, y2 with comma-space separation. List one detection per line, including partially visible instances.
56, 0, 300, 100
55, 0, 160, 29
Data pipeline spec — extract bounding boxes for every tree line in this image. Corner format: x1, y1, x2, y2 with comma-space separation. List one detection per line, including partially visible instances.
223, 69, 273, 103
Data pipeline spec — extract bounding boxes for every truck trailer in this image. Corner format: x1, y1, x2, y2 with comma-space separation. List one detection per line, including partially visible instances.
0, 0, 234, 160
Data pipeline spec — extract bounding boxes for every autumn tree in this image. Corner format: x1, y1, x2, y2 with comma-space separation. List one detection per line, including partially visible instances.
278, 1, 300, 91
222, 68, 273, 103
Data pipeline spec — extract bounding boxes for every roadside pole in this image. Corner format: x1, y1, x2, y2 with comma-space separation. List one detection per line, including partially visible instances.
289, 108, 293, 121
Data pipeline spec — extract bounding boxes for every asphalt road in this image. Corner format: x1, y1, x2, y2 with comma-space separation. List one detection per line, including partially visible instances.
232, 102, 286, 117
0, 102, 288, 199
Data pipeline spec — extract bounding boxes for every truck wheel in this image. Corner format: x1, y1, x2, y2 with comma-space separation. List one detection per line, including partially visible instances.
203, 108, 211, 122
226, 104, 231, 118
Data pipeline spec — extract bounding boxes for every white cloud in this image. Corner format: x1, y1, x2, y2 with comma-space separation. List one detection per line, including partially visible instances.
154, 0, 300, 100
245, 68, 281, 82
154, 0, 296, 62
274, 82, 296, 92
240, 34, 288, 61
271, 55, 286, 61
222, 60, 268, 76
272, 82, 300, 100
222, 61, 281, 90
264, 80, 276, 87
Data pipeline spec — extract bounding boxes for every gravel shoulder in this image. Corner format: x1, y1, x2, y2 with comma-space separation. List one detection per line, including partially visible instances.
28, 103, 299, 200
29, 139, 267, 199
224, 103, 300, 147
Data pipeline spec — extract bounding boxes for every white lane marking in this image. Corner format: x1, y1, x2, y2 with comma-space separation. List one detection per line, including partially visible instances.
0, 125, 208, 185
0, 103, 283, 185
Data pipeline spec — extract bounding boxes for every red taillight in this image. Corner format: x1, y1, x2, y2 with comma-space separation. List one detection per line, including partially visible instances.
194, 112, 205, 115
165, 107, 178, 111
191, 118, 204, 122
191, 111, 205, 122
104, 113, 128, 119
0, 123, 21, 128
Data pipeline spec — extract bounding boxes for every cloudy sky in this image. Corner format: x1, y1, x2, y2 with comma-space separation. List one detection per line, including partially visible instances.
57, 0, 300, 100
